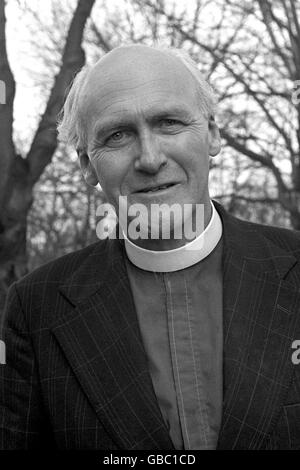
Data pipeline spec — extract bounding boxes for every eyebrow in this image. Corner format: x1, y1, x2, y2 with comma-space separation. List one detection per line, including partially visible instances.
92, 106, 193, 139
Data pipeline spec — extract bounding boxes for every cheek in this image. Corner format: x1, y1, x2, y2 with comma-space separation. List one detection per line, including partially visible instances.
92, 152, 128, 199
186, 129, 209, 155
164, 131, 209, 170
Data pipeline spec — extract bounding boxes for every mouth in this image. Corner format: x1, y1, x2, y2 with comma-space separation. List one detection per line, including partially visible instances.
134, 183, 179, 194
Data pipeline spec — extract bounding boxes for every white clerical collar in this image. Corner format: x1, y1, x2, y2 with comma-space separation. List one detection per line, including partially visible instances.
123, 200, 223, 272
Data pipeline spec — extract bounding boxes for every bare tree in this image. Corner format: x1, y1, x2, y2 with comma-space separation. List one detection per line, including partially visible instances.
0, 0, 96, 311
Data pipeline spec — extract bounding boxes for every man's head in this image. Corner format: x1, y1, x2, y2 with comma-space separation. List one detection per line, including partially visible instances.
58, 44, 221, 245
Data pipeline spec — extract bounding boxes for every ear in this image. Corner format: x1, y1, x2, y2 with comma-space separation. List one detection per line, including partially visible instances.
208, 117, 221, 157
78, 150, 98, 186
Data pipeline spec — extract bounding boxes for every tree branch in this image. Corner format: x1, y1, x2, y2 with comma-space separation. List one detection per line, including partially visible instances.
26, 0, 96, 186
256, 0, 294, 78
214, 193, 280, 204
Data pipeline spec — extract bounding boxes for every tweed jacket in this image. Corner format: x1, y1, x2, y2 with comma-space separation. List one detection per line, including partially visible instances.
1, 200, 300, 450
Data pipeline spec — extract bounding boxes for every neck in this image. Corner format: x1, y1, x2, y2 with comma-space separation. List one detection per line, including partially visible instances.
125, 200, 212, 251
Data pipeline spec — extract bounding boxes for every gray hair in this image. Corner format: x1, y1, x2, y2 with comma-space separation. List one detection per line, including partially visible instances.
57, 64, 92, 151
57, 46, 217, 152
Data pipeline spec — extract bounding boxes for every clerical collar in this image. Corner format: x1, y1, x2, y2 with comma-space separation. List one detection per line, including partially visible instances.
123, 200, 223, 272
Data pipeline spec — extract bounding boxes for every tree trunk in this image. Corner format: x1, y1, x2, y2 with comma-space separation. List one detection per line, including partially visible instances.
291, 213, 300, 231
0, 154, 33, 310
0, 0, 96, 317
0, 222, 28, 312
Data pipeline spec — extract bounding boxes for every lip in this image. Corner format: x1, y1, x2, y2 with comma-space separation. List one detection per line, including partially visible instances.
133, 182, 180, 195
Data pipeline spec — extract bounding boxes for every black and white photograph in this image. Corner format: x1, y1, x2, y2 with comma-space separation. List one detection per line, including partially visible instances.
0, 0, 300, 453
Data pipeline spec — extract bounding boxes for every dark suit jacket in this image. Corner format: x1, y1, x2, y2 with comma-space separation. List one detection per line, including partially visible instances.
1, 201, 300, 450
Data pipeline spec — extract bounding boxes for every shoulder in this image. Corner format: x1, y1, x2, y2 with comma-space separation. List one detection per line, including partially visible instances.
242, 218, 300, 257
215, 200, 300, 258
5, 239, 112, 330
15, 238, 109, 290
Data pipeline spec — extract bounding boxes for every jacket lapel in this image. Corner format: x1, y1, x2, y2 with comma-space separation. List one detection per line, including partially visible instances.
53, 238, 174, 450
215, 201, 300, 449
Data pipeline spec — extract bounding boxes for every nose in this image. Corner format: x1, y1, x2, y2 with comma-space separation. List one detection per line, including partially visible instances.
134, 130, 167, 174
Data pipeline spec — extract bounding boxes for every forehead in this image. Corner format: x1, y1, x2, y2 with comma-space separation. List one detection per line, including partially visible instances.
79, 48, 199, 132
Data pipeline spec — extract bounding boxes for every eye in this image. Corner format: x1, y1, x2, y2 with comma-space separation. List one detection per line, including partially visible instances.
158, 118, 185, 132
160, 119, 180, 127
105, 130, 132, 147
108, 131, 125, 142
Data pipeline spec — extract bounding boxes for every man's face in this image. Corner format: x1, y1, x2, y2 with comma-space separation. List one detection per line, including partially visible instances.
80, 46, 220, 238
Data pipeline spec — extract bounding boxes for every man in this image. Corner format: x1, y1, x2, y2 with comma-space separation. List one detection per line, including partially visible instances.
1, 44, 300, 450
